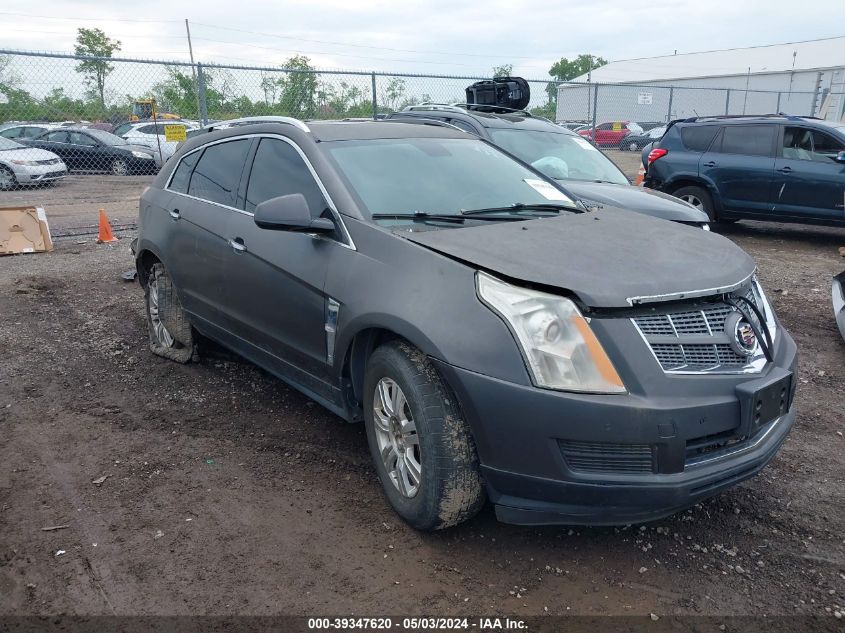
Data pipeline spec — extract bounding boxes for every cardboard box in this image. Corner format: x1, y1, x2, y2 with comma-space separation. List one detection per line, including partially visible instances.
0, 206, 53, 255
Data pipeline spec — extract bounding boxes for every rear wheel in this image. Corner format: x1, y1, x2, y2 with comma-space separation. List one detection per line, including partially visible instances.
0, 166, 17, 190
144, 262, 194, 363
628, 141, 639, 152
363, 341, 485, 530
673, 185, 716, 222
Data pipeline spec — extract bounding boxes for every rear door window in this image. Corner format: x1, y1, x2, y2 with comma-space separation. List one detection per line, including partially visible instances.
138, 124, 164, 135
44, 131, 70, 143
23, 127, 47, 138
0, 127, 22, 138
719, 125, 775, 157
244, 138, 327, 215
187, 139, 251, 207
70, 132, 97, 146
681, 126, 719, 152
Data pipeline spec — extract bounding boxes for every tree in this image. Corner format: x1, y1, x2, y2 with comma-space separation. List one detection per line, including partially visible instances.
545, 54, 607, 110
492, 64, 513, 78
380, 77, 406, 111
278, 55, 319, 118
74, 28, 121, 109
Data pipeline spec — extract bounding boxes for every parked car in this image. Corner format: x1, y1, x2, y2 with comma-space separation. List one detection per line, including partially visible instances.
21, 127, 159, 175
644, 115, 845, 225
619, 125, 666, 152
0, 123, 59, 140
578, 121, 644, 148
134, 116, 796, 530
387, 105, 709, 227
0, 136, 67, 190
638, 121, 667, 132
113, 120, 198, 163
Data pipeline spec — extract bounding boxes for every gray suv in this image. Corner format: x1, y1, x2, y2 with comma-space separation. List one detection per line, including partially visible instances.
135, 117, 797, 530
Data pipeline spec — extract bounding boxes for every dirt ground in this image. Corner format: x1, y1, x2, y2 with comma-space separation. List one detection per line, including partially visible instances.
1, 169, 845, 623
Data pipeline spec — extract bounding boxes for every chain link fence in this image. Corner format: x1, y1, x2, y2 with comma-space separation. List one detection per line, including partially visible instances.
0, 49, 842, 191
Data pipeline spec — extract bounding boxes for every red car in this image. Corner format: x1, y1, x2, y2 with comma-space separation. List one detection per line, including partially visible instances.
578, 121, 644, 148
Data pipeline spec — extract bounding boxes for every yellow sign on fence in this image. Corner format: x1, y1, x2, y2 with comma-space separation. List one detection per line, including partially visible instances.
163, 124, 187, 143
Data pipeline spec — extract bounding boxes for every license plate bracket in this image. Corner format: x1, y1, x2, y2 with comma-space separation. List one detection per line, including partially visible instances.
735, 368, 793, 438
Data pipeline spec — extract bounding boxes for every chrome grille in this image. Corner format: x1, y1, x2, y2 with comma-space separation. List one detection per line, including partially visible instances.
633, 287, 768, 373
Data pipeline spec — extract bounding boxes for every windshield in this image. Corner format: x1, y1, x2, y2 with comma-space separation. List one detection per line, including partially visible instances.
324, 137, 575, 219
83, 128, 128, 146
0, 137, 25, 151
488, 129, 629, 185
647, 126, 667, 138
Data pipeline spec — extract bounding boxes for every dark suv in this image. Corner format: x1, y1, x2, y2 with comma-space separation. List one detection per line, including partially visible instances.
644, 115, 845, 225
387, 105, 709, 227
135, 117, 796, 530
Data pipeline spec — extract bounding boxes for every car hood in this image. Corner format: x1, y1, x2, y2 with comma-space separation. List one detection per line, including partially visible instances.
401, 207, 754, 308
0, 147, 62, 162
559, 180, 709, 223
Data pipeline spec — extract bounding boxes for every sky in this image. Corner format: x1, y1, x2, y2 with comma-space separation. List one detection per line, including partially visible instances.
1, 0, 843, 78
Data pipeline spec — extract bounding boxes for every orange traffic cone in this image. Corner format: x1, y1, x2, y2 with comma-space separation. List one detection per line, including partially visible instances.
634, 164, 646, 187
96, 208, 119, 243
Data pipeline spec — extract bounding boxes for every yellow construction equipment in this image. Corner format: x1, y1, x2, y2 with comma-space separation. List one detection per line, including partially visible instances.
130, 98, 180, 122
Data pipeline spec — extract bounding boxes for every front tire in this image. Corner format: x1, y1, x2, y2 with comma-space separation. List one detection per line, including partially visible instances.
0, 166, 17, 190
144, 262, 194, 363
363, 341, 485, 530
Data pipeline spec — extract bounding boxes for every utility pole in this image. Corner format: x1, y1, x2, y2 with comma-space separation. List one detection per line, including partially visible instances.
185, 19, 202, 121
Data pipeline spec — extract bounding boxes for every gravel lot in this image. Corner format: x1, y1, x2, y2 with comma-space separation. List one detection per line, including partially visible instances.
2, 162, 845, 622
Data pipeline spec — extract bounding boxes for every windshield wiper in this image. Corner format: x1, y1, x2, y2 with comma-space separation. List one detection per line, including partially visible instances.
460, 202, 581, 216
371, 211, 525, 223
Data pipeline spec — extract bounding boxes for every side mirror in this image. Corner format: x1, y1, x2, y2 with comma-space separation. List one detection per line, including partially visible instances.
253, 194, 335, 233
835, 151, 845, 164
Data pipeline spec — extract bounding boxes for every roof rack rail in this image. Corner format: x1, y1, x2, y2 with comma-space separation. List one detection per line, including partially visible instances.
382, 117, 467, 132
202, 116, 310, 133
401, 102, 535, 117
678, 113, 823, 124
402, 103, 466, 113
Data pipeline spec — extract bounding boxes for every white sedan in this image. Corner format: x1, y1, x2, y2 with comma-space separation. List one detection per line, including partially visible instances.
0, 136, 67, 190
113, 121, 198, 164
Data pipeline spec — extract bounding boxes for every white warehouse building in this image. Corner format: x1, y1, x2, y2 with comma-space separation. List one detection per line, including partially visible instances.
556, 37, 845, 124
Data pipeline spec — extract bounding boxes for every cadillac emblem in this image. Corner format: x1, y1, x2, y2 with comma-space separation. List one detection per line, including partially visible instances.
725, 312, 758, 356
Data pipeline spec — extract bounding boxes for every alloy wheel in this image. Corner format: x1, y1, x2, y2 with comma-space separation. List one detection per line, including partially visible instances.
148, 276, 175, 347
0, 167, 15, 190
112, 159, 128, 176
629, 141, 638, 152
680, 194, 704, 209
372, 377, 421, 498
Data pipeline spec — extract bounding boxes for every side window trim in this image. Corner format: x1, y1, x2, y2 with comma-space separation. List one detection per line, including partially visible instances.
164, 132, 355, 249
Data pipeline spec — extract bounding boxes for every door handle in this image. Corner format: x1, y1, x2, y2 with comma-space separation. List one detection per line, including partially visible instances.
169, 208, 181, 220
777, 166, 792, 174
229, 237, 247, 253
702, 161, 717, 168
